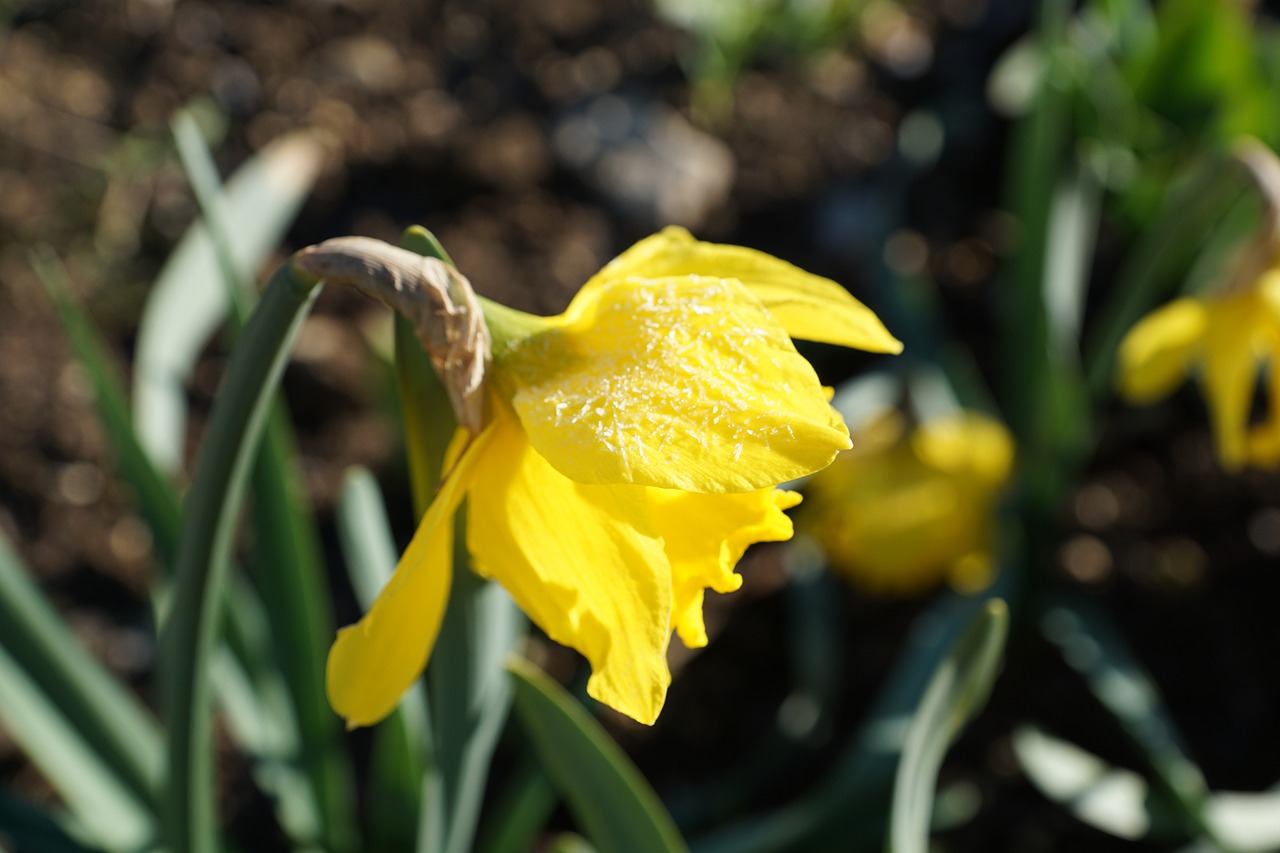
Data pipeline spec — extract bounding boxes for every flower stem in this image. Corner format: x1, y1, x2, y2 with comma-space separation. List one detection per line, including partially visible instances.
396, 227, 523, 853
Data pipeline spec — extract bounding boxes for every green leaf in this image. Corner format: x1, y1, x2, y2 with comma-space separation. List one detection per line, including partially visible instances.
1016, 726, 1280, 852
1040, 599, 1208, 807
33, 245, 330, 848
171, 110, 253, 316
1013, 725, 1172, 841
0, 790, 99, 853
336, 466, 432, 851
1039, 597, 1229, 848
474, 750, 558, 853
246, 413, 357, 851
987, 35, 1045, 117
158, 259, 322, 853
507, 656, 689, 853
0, 531, 163, 812
1000, 0, 1073, 448
1025, 162, 1099, 496
888, 599, 1008, 853
133, 127, 322, 475
173, 113, 356, 851
336, 466, 402, 609
1205, 790, 1280, 852
691, 581, 1013, 853
546, 834, 601, 853
211, 574, 327, 845
1083, 151, 1242, 399
0, 642, 156, 853
31, 248, 183, 564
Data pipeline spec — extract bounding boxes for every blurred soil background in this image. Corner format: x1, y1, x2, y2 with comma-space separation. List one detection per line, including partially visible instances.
4, 1, 1280, 850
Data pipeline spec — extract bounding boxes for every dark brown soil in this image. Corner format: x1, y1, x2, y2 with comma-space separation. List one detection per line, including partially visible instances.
4, 2, 1280, 851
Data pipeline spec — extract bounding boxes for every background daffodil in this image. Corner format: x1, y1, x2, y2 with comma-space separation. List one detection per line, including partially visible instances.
800, 410, 1014, 597
1117, 268, 1280, 470
327, 227, 902, 727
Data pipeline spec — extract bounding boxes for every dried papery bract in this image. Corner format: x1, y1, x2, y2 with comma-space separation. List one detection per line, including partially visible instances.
1222, 139, 1280, 294
294, 237, 490, 433
1116, 140, 1280, 469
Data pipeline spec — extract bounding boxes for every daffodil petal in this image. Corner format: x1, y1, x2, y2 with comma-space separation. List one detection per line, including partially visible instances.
1202, 292, 1264, 470
1116, 298, 1208, 404
587, 226, 902, 353
648, 487, 801, 648
911, 412, 1015, 485
465, 407, 672, 725
326, 425, 494, 728
501, 275, 852, 493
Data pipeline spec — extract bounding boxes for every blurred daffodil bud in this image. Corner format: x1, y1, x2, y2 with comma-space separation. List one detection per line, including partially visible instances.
801, 411, 1013, 596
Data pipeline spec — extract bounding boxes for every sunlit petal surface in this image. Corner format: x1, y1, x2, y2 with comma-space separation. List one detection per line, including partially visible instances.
466, 407, 672, 725
585, 226, 903, 353
331, 228, 900, 727
649, 487, 801, 648
500, 275, 850, 493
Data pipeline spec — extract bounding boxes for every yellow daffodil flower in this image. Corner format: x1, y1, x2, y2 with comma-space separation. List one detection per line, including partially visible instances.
327, 226, 902, 727
801, 411, 1013, 596
1116, 268, 1280, 470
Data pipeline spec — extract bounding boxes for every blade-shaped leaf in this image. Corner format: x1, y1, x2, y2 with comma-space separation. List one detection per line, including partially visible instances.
1040, 599, 1208, 808
336, 466, 402, 609
475, 750, 558, 853
888, 598, 1008, 853
1014, 725, 1166, 841
0, 643, 156, 853
1082, 151, 1241, 399
173, 114, 356, 851
0, 532, 162, 811
336, 466, 431, 851
1039, 598, 1240, 847
1016, 725, 1280, 852
507, 656, 688, 853
133, 129, 322, 475
246, 413, 357, 851
1207, 790, 1280, 852
0, 790, 98, 853
692, 575, 1014, 853
32, 248, 182, 563
158, 259, 322, 853
34, 245, 329, 847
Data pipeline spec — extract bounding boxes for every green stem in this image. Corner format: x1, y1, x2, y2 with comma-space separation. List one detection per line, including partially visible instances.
1000, 0, 1072, 444
395, 227, 522, 853
158, 258, 321, 853
1082, 152, 1241, 401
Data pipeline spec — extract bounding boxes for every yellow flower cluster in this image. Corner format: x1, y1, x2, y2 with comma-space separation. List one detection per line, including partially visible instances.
327, 227, 901, 727
801, 411, 1013, 596
1117, 268, 1280, 469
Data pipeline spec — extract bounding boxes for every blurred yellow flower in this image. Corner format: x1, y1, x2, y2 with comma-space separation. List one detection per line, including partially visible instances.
327, 226, 901, 727
1116, 268, 1280, 470
801, 411, 1013, 596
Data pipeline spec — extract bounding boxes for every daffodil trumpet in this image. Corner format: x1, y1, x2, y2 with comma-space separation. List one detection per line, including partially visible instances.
321, 226, 902, 727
